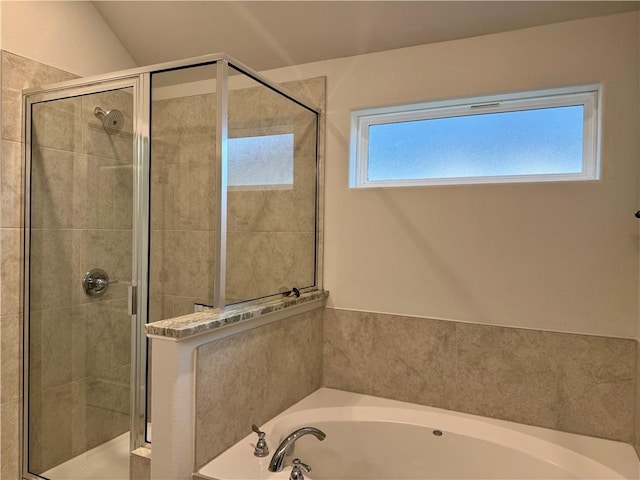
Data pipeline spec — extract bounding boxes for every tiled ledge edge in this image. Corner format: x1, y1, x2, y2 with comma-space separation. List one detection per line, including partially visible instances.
145, 290, 329, 341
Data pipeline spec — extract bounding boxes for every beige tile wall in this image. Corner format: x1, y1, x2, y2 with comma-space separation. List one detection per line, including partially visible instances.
130, 450, 151, 480
187, 76, 326, 471
0, 57, 324, 477
0, 51, 135, 477
150, 76, 324, 319
636, 340, 640, 458
226, 77, 321, 303
194, 307, 323, 469
324, 308, 637, 443
150, 92, 217, 322
0, 51, 79, 480
3, 50, 636, 477
27, 86, 134, 473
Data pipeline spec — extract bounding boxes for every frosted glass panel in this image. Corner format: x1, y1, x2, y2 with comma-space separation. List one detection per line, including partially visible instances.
367, 106, 584, 181
228, 133, 294, 187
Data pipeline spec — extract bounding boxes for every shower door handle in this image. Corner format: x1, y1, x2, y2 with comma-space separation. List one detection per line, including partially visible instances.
128, 285, 137, 316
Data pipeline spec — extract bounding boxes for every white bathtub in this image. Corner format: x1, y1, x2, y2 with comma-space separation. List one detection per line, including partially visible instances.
197, 388, 640, 480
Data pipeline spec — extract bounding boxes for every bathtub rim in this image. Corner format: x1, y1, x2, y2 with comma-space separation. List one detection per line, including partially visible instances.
196, 387, 640, 480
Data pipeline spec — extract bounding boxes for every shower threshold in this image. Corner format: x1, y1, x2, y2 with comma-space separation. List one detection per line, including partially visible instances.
41, 431, 130, 480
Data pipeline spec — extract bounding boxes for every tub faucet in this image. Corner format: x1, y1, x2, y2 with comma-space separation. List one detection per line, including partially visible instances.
290, 458, 312, 480
268, 426, 326, 472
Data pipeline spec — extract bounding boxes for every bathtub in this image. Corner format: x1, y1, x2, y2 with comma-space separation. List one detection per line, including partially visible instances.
196, 388, 640, 480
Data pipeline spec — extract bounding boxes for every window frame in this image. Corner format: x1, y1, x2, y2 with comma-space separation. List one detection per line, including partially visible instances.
349, 85, 601, 188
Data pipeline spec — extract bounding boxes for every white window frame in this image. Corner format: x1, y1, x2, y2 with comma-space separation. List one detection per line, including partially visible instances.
349, 85, 601, 188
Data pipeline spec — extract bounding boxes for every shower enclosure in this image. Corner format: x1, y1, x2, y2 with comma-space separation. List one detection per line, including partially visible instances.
22, 55, 320, 480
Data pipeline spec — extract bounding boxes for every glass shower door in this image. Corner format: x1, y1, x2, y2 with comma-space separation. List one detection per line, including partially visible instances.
26, 85, 136, 479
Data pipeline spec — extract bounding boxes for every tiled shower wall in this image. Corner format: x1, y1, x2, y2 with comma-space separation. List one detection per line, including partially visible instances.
149, 92, 217, 322
28, 88, 134, 472
0, 51, 79, 480
323, 308, 637, 443
149, 76, 323, 324
0, 51, 134, 477
225, 78, 320, 303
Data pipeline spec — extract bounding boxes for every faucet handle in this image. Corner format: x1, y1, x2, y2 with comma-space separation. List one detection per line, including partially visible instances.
290, 459, 311, 480
251, 424, 269, 457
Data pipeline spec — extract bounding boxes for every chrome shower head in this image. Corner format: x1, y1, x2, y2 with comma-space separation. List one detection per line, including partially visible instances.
93, 106, 124, 135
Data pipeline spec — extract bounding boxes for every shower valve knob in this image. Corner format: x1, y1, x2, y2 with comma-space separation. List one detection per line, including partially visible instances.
82, 267, 116, 297
635, 211, 640, 219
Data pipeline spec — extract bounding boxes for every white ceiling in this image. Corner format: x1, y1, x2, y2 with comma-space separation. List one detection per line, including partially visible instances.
93, 1, 639, 72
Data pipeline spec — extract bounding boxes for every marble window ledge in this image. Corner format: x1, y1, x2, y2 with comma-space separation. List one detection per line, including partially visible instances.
145, 290, 328, 341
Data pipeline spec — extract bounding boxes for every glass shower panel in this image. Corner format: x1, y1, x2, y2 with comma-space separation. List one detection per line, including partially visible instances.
149, 64, 218, 319
226, 66, 318, 304
27, 87, 134, 479
148, 63, 218, 442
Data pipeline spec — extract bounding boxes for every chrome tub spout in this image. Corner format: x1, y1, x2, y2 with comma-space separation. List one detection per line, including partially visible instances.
268, 426, 326, 472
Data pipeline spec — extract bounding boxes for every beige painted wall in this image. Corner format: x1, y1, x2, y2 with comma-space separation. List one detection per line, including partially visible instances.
264, 12, 640, 339
0, 2, 3, 49
1, 1, 135, 76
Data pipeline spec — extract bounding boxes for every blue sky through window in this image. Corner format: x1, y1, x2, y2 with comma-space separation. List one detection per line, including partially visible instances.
367, 106, 584, 181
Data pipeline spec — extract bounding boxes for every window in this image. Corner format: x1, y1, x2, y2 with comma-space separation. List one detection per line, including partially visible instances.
350, 85, 600, 187
228, 131, 294, 189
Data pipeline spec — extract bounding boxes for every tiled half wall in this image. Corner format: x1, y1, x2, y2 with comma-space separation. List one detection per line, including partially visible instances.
194, 308, 324, 469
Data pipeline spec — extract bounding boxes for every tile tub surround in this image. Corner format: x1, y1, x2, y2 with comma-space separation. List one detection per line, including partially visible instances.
323, 308, 637, 444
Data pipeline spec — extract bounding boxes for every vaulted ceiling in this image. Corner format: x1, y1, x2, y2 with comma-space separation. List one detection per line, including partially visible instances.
93, 1, 639, 71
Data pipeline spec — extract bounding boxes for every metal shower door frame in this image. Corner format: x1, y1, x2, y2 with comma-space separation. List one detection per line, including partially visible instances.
21, 74, 150, 479
20, 51, 322, 480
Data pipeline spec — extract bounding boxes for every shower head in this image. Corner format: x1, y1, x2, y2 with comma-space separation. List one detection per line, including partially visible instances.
93, 106, 124, 135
